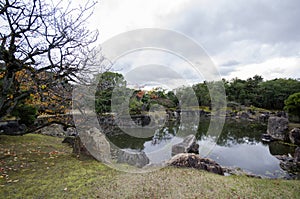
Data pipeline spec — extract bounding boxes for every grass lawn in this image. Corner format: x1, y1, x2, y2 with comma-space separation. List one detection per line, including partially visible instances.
0, 134, 299, 198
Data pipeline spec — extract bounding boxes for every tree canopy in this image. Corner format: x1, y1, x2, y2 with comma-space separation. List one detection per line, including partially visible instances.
95, 72, 179, 115
95, 73, 300, 115
0, 0, 98, 126
284, 92, 300, 118
191, 76, 300, 110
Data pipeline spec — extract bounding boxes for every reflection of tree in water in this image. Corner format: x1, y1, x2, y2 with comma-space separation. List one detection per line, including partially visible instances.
104, 118, 181, 150
106, 127, 152, 151
214, 120, 267, 147
151, 120, 180, 145
150, 118, 267, 147
194, 118, 267, 146
105, 116, 267, 150
268, 141, 296, 156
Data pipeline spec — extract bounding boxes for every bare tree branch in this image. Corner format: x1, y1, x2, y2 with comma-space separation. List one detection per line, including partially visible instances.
0, 0, 100, 124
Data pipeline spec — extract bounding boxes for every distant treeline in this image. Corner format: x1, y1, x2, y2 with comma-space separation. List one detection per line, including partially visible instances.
191, 75, 300, 110
95, 72, 300, 115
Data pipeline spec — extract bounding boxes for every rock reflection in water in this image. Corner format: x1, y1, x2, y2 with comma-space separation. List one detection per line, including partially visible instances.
103, 115, 297, 178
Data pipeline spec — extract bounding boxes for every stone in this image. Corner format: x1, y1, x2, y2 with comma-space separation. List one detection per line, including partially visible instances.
66, 127, 78, 137
289, 128, 300, 145
38, 124, 65, 137
274, 147, 300, 174
294, 147, 300, 163
261, 134, 274, 142
62, 136, 75, 146
0, 120, 26, 135
166, 153, 224, 175
78, 127, 111, 162
172, 134, 199, 156
117, 150, 150, 168
276, 111, 287, 118
267, 116, 289, 141
222, 167, 262, 178
240, 112, 250, 120
258, 114, 269, 123
72, 136, 92, 158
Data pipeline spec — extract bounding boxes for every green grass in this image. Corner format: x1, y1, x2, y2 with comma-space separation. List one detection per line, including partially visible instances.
289, 122, 300, 130
1, 134, 300, 198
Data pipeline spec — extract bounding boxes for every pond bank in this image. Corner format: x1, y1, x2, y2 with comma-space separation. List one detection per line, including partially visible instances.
0, 134, 299, 198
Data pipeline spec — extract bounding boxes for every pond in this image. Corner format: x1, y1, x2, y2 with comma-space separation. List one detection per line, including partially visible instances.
104, 117, 296, 178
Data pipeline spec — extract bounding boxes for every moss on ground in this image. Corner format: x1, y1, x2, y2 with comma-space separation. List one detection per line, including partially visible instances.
289, 122, 300, 130
0, 134, 299, 198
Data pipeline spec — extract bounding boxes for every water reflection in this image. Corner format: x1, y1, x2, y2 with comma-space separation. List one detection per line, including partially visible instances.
105, 117, 295, 178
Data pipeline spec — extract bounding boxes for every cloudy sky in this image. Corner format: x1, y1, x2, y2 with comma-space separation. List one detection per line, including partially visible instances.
86, 0, 300, 84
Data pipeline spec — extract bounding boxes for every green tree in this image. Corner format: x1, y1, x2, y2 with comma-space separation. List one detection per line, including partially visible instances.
95, 72, 127, 114
193, 82, 210, 107
260, 78, 300, 110
284, 92, 300, 118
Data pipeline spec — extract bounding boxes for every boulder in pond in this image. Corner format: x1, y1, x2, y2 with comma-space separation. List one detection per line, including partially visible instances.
275, 147, 300, 173
267, 116, 289, 141
166, 153, 224, 175
289, 128, 300, 145
172, 135, 198, 154
172, 134, 199, 156
261, 134, 275, 142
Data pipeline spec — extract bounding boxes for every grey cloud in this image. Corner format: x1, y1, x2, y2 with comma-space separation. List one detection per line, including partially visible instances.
164, 0, 300, 57
219, 60, 240, 76
219, 67, 234, 77
124, 64, 185, 87
221, 60, 240, 67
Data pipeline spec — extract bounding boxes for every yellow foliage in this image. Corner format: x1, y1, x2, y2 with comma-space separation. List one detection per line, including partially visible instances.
0, 72, 5, 79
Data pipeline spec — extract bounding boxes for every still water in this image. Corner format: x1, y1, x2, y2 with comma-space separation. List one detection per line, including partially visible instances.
106, 118, 296, 178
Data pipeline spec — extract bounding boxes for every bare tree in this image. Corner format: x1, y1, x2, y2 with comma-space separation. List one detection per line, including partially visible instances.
0, 0, 99, 120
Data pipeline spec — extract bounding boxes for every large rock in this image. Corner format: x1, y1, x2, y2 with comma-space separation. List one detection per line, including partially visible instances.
240, 112, 250, 120
38, 124, 65, 137
0, 120, 26, 135
289, 128, 300, 145
258, 113, 269, 123
222, 167, 262, 178
72, 136, 92, 158
166, 153, 224, 175
117, 150, 149, 168
64, 128, 110, 161
66, 127, 78, 136
172, 134, 199, 156
274, 147, 300, 174
267, 117, 289, 141
294, 147, 300, 163
78, 127, 111, 162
